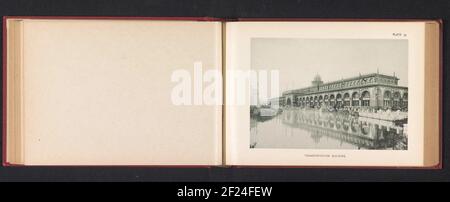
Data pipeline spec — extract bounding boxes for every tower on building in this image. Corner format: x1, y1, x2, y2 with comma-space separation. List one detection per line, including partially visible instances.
311, 74, 323, 87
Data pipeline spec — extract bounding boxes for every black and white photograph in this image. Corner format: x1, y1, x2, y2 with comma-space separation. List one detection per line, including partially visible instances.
250, 38, 409, 150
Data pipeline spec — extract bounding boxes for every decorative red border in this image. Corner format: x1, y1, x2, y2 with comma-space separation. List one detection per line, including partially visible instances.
1, 16, 443, 169
236, 18, 439, 22
3, 16, 225, 21
2, 16, 8, 166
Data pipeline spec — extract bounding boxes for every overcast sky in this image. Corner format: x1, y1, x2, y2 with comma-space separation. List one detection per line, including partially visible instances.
251, 38, 408, 93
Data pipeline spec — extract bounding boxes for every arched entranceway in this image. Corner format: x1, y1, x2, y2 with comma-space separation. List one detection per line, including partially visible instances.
330, 94, 335, 106
361, 91, 370, 106
336, 94, 342, 107
393, 92, 401, 108
343, 93, 350, 106
383, 91, 392, 107
286, 98, 292, 106
352, 92, 360, 106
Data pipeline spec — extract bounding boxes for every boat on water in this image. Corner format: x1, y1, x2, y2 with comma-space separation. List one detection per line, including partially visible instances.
259, 107, 278, 117
251, 105, 279, 121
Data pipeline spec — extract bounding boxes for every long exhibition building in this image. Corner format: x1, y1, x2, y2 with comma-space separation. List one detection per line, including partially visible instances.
279, 73, 408, 110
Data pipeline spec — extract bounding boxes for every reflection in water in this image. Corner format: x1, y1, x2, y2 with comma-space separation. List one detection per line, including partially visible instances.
250, 109, 407, 150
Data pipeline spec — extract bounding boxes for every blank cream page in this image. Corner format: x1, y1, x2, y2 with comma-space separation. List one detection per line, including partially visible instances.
21, 19, 222, 165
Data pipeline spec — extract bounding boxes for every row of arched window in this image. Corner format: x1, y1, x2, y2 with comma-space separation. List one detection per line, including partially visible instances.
287, 91, 371, 107
383, 91, 408, 108
285, 90, 408, 108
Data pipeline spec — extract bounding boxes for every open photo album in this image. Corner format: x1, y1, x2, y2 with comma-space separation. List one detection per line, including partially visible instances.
3, 17, 442, 167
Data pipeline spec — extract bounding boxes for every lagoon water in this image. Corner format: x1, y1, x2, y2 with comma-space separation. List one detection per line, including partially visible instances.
250, 109, 407, 150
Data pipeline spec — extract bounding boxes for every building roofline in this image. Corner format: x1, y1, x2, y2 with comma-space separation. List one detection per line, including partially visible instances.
283, 73, 400, 95
322, 73, 399, 86
283, 83, 407, 96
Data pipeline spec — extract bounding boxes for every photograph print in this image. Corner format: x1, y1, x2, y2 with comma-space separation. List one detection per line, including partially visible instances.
250, 38, 409, 150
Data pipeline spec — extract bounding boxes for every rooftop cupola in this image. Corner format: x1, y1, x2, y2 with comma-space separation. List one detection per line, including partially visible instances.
312, 74, 324, 87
